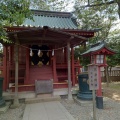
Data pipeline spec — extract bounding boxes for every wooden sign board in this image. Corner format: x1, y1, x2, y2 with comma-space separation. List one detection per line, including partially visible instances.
35, 80, 53, 96
88, 65, 99, 90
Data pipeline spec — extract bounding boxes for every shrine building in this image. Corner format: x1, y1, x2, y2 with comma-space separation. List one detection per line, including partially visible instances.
0, 10, 95, 93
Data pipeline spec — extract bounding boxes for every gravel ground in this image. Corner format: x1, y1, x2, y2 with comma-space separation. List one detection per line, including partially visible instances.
0, 96, 120, 120
61, 96, 120, 120
0, 103, 25, 120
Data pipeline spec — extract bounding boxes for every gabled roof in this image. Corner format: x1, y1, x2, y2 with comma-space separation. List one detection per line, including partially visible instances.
82, 41, 116, 56
22, 10, 78, 29
5, 10, 95, 38
2, 10, 95, 47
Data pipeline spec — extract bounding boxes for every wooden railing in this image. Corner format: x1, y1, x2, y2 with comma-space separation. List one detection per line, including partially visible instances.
101, 70, 120, 77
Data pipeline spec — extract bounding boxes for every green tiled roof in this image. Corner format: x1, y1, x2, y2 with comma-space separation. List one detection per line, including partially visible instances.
22, 10, 78, 29
82, 42, 105, 55
81, 41, 115, 55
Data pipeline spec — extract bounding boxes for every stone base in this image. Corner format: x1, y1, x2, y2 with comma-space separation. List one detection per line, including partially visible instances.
10, 98, 20, 109
77, 92, 93, 100
96, 96, 103, 109
73, 97, 93, 107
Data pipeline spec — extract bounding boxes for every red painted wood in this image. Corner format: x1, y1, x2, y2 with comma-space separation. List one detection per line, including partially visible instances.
3, 44, 82, 91
3, 47, 7, 91
29, 66, 53, 83
104, 55, 106, 64
25, 48, 30, 84
64, 48, 66, 63
96, 67, 102, 96
11, 83, 68, 92
53, 84, 68, 89
53, 55, 58, 82
11, 86, 35, 92
6, 27, 95, 38
63, 30, 94, 38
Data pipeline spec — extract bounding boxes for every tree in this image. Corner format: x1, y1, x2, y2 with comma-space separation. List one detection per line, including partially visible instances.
107, 30, 120, 68
0, 0, 32, 43
74, 46, 90, 67
74, 0, 119, 52
74, 0, 118, 55
0, 0, 33, 108
30, 0, 72, 11
74, 0, 120, 86
0, 0, 73, 43
77, 0, 120, 18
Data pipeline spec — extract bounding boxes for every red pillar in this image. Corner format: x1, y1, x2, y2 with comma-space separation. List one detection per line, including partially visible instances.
53, 53, 58, 82
64, 47, 67, 63
3, 47, 7, 91
25, 48, 30, 84
96, 67, 102, 96
96, 66, 103, 109
71, 47, 75, 86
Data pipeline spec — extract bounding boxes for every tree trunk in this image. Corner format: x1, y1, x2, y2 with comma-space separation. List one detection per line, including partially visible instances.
104, 66, 109, 87
109, 66, 112, 83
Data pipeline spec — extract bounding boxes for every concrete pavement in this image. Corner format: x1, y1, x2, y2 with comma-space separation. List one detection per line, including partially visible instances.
22, 101, 75, 120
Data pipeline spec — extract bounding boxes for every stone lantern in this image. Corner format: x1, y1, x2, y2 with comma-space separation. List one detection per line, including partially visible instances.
82, 41, 115, 109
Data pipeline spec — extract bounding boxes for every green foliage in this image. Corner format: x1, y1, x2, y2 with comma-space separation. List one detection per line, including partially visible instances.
107, 39, 120, 67
74, 0, 119, 67
0, 0, 32, 43
74, 46, 90, 66
75, 0, 117, 41
30, 0, 70, 11
75, 0, 120, 18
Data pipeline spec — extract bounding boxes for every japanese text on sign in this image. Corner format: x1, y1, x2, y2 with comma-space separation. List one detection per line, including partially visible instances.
88, 65, 99, 90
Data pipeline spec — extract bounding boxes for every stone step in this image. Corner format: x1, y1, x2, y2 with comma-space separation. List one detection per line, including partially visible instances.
25, 94, 61, 104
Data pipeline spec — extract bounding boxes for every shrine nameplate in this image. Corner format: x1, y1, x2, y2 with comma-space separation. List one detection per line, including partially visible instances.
35, 80, 53, 95
88, 65, 99, 90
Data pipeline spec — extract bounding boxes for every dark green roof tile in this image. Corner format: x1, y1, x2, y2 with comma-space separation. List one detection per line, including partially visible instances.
82, 41, 115, 55
82, 42, 105, 55
22, 10, 78, 29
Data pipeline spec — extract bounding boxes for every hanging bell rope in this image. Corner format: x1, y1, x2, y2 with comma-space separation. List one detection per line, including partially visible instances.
52, 49, 54, 56
63, 47, 64, 53
38, 49, 41, 56
30, 49, 33, 56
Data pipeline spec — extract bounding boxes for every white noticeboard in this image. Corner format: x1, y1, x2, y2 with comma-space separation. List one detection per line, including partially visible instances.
88, 65, 99, 90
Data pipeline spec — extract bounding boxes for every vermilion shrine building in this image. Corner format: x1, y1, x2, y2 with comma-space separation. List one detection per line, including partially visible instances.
0, 10, 95, 92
